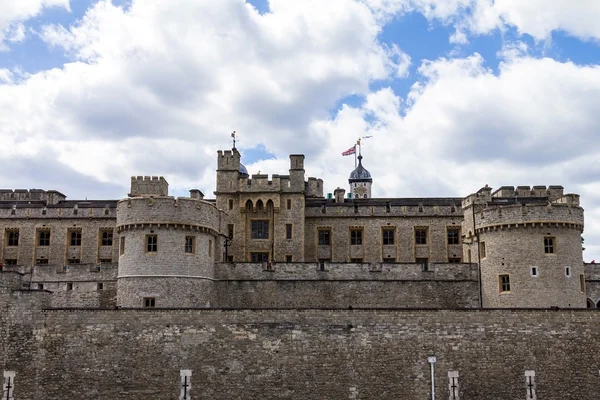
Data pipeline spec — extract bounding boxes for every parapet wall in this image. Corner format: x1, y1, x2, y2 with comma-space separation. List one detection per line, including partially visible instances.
0, 189, 66, 204
117, 196, 223, 230
475, 203, 584, 230
215, 262, 477, 281
2, 308, 600, 399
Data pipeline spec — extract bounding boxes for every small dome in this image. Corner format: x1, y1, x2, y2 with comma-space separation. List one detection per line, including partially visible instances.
239, 163, 249, 177
349, 155, 372, 182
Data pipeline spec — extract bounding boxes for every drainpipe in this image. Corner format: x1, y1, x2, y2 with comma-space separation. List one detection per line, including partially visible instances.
428, 356, 436, 400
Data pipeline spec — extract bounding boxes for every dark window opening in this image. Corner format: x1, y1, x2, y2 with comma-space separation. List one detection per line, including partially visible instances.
185, 236, 195, 254
38, 230, 50, 246
7, 231, 19, 246
251, 252, 269, 262
350, 229, 362, 245
318, 230, 331, 245
447, 228, 460, 245
146, 235, 158, 252
101, 231, 113, 246
544, 237, 555, 254
382, 229, 394, 245
143, 297, 156, 308
286, 224, 292, 240
499, 274, 510, 292
415, 228, 427, 245
251, 221, 269, 239
70, 231, 82, 246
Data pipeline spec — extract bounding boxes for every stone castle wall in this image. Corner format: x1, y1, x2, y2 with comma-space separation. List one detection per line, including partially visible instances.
2, 302, 600, 399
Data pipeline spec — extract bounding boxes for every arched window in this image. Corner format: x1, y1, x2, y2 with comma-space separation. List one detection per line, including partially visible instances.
363, 194, 367, 198
256, 200, 264, 211
245, 200, 253, 211
587, 299, 595, 308
596, 300, 600, 309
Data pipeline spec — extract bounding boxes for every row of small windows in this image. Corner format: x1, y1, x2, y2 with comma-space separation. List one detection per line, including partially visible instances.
10, 207, 110, 216
318, 227, 461, 246
481, 236, 557, 259
119, 235, 212, 257
37, 282, 105, 291
4, 229, 113, 247
229, 199, 293, 211
498, 270, 585, 293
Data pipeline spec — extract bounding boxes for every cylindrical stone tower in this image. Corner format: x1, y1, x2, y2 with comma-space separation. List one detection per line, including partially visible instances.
116, 196, 223, 308
472, 192, 585, 308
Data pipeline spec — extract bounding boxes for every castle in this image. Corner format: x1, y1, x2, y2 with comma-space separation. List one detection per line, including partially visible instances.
2, 146, 600, 399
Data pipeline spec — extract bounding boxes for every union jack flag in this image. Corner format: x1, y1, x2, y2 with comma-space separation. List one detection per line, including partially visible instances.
342, 145, 356, 156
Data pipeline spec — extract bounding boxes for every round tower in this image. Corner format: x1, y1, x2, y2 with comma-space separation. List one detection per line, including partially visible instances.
465, 187, 585, 308
116, 196, 223, 308
349, 155, 372, 199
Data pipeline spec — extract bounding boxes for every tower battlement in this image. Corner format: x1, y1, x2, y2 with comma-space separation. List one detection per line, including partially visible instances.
129, 176, 168, 197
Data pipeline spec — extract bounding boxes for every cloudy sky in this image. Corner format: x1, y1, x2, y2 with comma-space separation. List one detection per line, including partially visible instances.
1, 0, 599, 260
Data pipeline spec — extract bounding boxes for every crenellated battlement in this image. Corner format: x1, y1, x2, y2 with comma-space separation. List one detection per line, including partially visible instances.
474, 202, 584, 232
116, 196, 225, 233
0, 189, 66, 204
129, 176, 168, 197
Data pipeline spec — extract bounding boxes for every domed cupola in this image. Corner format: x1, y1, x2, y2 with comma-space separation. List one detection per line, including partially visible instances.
349, 155, 372, 199
239, 163, 249, 178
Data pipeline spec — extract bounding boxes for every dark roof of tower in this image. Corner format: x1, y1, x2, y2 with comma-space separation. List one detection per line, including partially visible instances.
349, 155, 372, 182
239, 163, 249, 177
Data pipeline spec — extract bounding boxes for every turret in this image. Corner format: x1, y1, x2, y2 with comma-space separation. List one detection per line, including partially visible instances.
465, 185, 586, 308
348, 155, 372, 199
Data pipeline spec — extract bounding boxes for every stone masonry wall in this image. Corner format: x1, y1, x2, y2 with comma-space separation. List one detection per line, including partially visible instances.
2, 307, 600, 399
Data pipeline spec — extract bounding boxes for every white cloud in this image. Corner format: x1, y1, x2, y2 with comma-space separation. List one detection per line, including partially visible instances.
0, 0, 70, 50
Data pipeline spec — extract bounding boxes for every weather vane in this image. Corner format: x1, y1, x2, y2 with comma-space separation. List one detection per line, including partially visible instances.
231, 131, 237, 149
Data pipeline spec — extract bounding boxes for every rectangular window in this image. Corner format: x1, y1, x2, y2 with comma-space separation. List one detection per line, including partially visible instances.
530, 266, 538, 277
448, 257, 461, 263
350, 229, 363, 245
286, 199, 292, 210
146, 235, 157, 252
286, 224, 292, 240
36, 258, 48, 265
251, 220, 269, 239
499, 274, 510, 293
4, 259, 17, 265
99, 258, 112, 264
383, 257, 396, 262
101, 230, 113, 246
227, 224, 234, 239
70, 230, 82, 246
6, 230, 19, 247
480, 241, 486, 258
544, 237, 555, 254
447, 228, 460, 245
228, 199, 234, 210
350, 258, 363, 263
119, 237, 125, 255
37, 283, 44, 290
382, 228, 395, 245
318, 230, 331, 245
415, 228, 427, 245
68, 259, 80, 264
285, 255, 292, 263
580, 274, 585, 292
209, 239, 212, 258
417, 257, 429, 271
66, 282, 73, 291
97, 282, 104, 290
38, 230, 51, 246
565, 266, 571, 277
143, 297, 156, 308
185, 236, 195, 254
251, 252, 269, 262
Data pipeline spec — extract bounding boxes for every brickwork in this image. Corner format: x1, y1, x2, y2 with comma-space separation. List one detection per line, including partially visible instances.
2, 301, 600, 399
